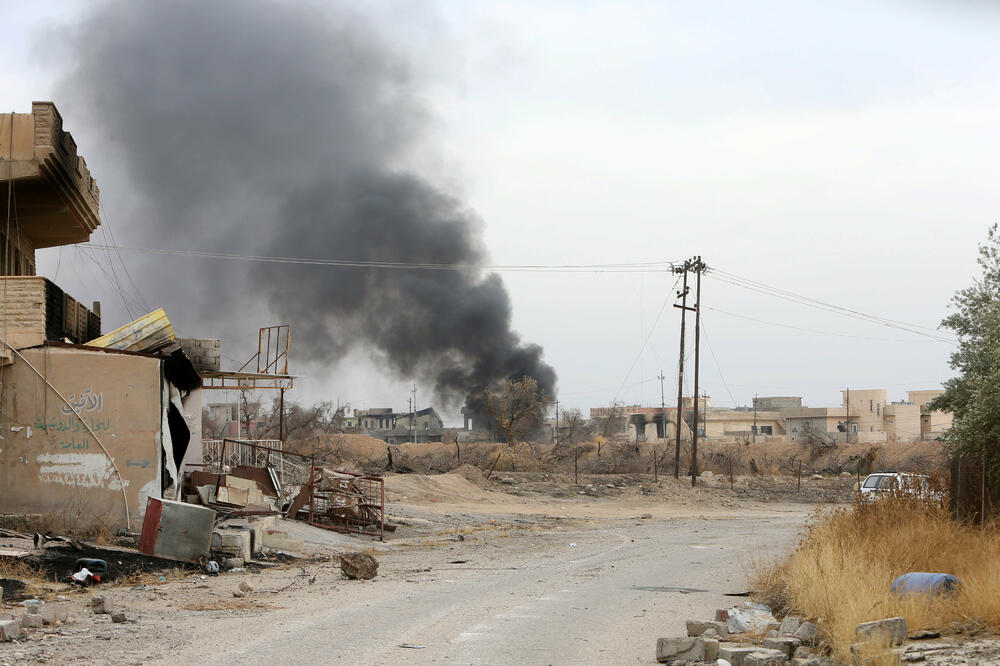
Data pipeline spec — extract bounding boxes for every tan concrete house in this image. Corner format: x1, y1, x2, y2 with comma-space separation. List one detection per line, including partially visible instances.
0, 103, 203, 533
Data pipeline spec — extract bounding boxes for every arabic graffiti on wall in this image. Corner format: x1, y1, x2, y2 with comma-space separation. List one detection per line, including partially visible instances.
34, 416, 112, 433
60, 388, 103, 415
36, 452, 130, 490
60, 437, 89, 451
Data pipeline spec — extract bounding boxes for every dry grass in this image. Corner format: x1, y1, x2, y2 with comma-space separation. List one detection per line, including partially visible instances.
753, 490, 1000, 661
0, 556, 51, 596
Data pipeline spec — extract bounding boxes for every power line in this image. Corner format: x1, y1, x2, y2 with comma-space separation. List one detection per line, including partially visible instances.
712, 267, 947, 334
706, 270, 955, 344
81, 243, 679, 273
98, 204, 152, 313
611, 285, 673, 404
701, 319, 738, 409
704, 306, 937, 343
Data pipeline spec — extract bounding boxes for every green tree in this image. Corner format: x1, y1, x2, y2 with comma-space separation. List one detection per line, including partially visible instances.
931, 224, 1000, 477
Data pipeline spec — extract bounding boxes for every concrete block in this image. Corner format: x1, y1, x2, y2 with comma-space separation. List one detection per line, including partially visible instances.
686, 620, 728, 637
763, 635, 803, 656
39, 603, 68, 625
656, 637, 705, 663
0, 619, 20, 641
796, 621, 821, 644
211, 529, 252, 561
20, 615, 42, 629
856, 617, 907, 647
90, 595, 115, 614
744, 649, 789, 666
719, 646, 763, 666
704, 637, 720, 661
261, 529, 304, 553
779, 615, 802, 635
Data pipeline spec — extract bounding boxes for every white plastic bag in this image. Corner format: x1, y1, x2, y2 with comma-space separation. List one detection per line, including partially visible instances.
726, 601, 776, 633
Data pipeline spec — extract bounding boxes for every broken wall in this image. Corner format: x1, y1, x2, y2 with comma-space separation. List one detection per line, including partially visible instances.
0, 346, 162, 532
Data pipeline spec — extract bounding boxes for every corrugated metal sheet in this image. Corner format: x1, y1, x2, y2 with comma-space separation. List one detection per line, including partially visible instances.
87, 308, 175, 352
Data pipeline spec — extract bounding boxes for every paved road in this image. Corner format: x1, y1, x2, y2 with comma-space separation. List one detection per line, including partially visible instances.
161, 512, 806, 665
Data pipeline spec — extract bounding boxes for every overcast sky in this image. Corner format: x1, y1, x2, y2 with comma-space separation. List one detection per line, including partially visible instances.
1, 1, 995, 421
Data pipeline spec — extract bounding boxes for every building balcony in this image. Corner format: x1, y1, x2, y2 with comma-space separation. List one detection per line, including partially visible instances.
0, 102, 101, 266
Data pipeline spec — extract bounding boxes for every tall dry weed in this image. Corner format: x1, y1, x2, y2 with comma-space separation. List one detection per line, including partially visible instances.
756, 489, 1000, 661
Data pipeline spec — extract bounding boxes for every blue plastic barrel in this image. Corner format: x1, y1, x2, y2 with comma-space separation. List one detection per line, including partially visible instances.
891, 572, 961, 597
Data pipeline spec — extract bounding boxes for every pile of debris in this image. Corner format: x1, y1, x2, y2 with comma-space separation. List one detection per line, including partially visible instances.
656, 605, 957, 665
656, 603, 827, 666
187, 467, 282, 516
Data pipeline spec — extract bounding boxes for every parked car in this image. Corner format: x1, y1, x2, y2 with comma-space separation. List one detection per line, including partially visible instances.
859, 472, 942, 500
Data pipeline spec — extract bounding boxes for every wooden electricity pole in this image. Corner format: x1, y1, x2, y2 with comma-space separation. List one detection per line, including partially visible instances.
691, 256, 703, 487
673, 260, 692, 479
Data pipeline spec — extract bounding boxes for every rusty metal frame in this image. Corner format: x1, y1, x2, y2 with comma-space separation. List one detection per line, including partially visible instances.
256, 325, 290, 375
298, 466, 385, 540
201, 324, 293, 390
200, 371, 294, 390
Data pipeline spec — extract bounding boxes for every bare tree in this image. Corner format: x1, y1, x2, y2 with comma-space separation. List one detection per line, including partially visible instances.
477, 376, 551, 444
556, 408, 591, 447
239, 389, 263, 439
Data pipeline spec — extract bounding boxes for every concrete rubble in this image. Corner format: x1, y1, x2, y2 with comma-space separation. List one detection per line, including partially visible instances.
655, 606, 835, 666
0, 619, 20, 642
656, 637, 706, 663
855, 616, 908, 647
90, 596, 116, 615
340, 552, 379, 580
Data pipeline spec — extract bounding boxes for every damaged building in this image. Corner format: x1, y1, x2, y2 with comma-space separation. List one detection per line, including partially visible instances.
0, 103, 207, 534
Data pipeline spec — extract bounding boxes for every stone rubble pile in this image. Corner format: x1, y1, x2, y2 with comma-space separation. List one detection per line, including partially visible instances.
656, 606, 929, 666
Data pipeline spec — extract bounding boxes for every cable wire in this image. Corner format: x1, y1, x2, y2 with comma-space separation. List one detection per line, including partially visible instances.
80, 243, 679, 273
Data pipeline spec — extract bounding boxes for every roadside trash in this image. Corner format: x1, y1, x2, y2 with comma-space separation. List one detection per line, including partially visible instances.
399, 644, 425, 649
892, 572, 961, 597
74, 558, 108, 577
569, 543, 577, 548
726, 601, 776, 634
717, 661, 732, 666
158, 576, 167, 582
33, 532, 83, 550
204, 561, 220, 576
229, 568, 245, 573
71, 567, 101, 585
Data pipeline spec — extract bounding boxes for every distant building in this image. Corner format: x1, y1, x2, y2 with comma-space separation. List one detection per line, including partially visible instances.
588, 387, 951, 445
356, 407, 444, 444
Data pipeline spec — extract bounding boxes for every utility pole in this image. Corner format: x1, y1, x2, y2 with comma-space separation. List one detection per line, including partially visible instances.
845, 387, 850, 444
691, 256, 703, 487
658, 371, 667, 441
411, 384, 417, 444
554, 399, 560, 443
752, 393, 757, 443
673, 260, 693, 479
279, 387, 285, 443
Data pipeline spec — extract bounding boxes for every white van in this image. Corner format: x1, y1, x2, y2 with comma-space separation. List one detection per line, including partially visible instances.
860, 472, 937, 499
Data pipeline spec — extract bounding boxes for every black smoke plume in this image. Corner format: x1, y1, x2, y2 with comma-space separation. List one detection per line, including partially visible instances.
56, 0, 556, 410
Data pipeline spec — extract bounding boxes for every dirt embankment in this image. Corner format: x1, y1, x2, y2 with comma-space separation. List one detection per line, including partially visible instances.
288, 433, 947, 480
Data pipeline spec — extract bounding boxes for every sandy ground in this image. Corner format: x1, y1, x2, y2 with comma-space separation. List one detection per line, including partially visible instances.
0, 470, 853, 664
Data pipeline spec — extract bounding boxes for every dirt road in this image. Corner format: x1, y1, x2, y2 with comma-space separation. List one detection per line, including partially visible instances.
0, 472, 824, 665
163, 514, 803, 665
